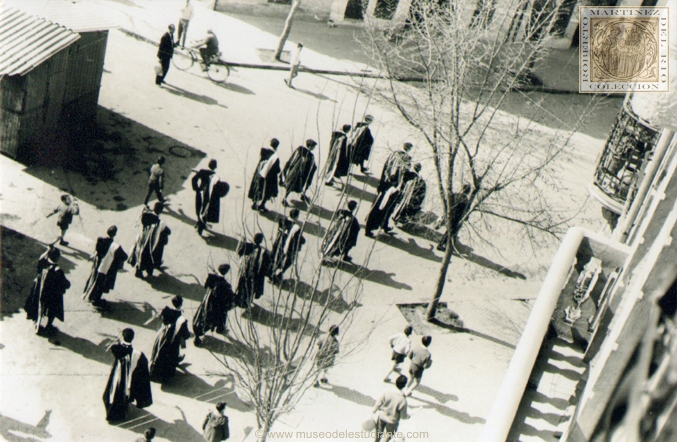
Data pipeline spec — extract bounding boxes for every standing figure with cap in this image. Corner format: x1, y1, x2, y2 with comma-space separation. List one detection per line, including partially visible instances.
156, 24, 175, 86
84, 225, 128, 308
280, 139, 318, 206
324, 124, 352, 187
378, 142, 413, 193
144, 156, 167, 206
128, 202, 171, 279
235, 233, 271, 308
149, 295, 191, 383
315, 324, 340, 387
103, 327, 153, 422
24, 246, 71, 335
347, 115, 375, 174
392, 163, 427, 226
46, 194, 79, 247
270, 209, 305, 284
193, 263, 236, 346
284, 42, 303, 89
192, 159, 230, 235
364, 163, 407, 238
248, 138, 281, 213
202, 401, 230, 442
321, 200, 360, 263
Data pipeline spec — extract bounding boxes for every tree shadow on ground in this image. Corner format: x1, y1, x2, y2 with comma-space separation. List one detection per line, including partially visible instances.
428, 319, 516, 350
241, 303, 319, 335
0, 410, 51, 442
48, 330, 114, 366
416, 385, 458, 403
374, 232, 442, 263
0, 227, 77, 319
326, 384, 376, 407
323, 260, 412, 291
22, 107, 206, 211
344, 183, 376, 204
278, 279, 359, 314
161, 370, 253, 412
411, 395, 486, 424
163, 84, 228, 109
454, 243, 527, 280
117, 406, 204, 442
146, 271, 204, 302
99, 300, 158, 330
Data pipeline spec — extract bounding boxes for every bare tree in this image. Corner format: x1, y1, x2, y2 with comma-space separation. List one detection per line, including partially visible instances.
274, 0, 302, 61
364, 0, 595, 320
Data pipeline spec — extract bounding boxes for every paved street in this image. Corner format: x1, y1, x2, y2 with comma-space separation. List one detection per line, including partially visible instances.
0, 2, 623, 441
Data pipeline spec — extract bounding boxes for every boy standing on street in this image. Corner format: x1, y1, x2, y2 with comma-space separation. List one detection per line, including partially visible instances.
202, 402, 229, 442
144, 157, 166, 206
46, 194, 79, 246
177, 0, 194, 47
372, 375, 409, 442
284, 43, 303, 89
383, 325, 413, 383
404, 335, 432, 396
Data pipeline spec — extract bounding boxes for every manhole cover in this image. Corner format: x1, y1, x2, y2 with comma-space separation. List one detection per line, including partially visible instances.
169, 145, 190, 158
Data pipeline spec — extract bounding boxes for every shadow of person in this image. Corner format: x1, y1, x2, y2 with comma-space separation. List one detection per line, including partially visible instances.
197, 334, 251, 362
161, 369, 252, 412
410, 395, 486, 424
242, 303, 319, 335
48, 331, 113, 366
398, 222, 443, 243
278, 279, 357, 313
326, 384, 376, 407
415, 385, 458, 403
375, 233, 442, 263
215, 80, 256, 95
163, 84, 228, 109
146, 272, 204, 302
428, 318, 516, 350
163, 207, 197, 228
99, 300, 158, 329
324, 260, 412, 291
0, 410, 51, 442
293, 87, 336, 102
453, 243, 527, 280
350, 173, 381, 189
120, 406, 205, 442
343, 183, 376, 204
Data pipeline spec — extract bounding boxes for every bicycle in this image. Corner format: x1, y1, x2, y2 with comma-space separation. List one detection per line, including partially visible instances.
172, 47, 230, 83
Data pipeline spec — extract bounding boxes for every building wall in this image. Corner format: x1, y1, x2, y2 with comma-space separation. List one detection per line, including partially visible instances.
215, 0, 335, 20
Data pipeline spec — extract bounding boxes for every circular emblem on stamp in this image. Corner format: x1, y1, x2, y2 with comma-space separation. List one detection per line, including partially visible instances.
591, 19, 658, 82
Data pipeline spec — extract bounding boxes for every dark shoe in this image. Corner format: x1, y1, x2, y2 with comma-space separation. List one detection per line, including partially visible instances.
437, 243, 446, 252
342, 255, 353, 263
365, 231, 375, 238
177, 355, 185, 363
194, 337, 202, 347
59, 240, 69, 246
383, 377, 391, 383
258, 206, 268, 214
383, 226, 393, 233
321, 377, 329, 384
314, 381, 320, 388
360, 167, 370, 174
251, 203, 259, 211
282, 199, 291, 207
135, 269, 144, 278
301, 195, 311, 204
325, 180, 334, 186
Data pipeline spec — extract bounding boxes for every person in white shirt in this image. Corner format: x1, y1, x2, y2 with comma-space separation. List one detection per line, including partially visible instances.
383, 325, 413, 383
372, 375, 409, 442
284, 43, 303, 89
177, 0, 194, 47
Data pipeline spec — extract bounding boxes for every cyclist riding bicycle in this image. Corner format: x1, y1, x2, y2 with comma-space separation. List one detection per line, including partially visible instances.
192, 29, 220, 70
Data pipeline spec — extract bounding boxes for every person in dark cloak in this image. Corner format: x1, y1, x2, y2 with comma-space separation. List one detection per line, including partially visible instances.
324, 124, 351, 187
393, 163, 427, 226
364, 167, 407, 238
271, 209, 306, 284
149, 295, 191, 383
280, 139, 318, 206
193, 264, 235, 346
249, 138, 281, 213
128, 203, 171, 278
235, 233, 271, 308
347, 115, 374, 174
103, 328, 153, 422
437, 184, 472, 252
24, 246, 71, 335
192, 159, 217, 235
83, 226, 128, 308
378, 142, 413, 193
321, 200, 360, 263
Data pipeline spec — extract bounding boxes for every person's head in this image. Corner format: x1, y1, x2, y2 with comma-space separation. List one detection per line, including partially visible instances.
208, 159, 217, 170
216, 401, 227, 412
328, 324, 339, 336
305, 139, 317, 150
157, 156, 166, 165
218, 264, 230, 275
171, 295, 183, 309
290, 208, 300, 220
254, 232, 264, 245
347, 200, 358, 212
122, 328, 135, 343
403, 142, 413, 152
364, 115, 374, 124
207, 29, 215, 36
153, 202, 164, 215
144, 427, 156, 440
297, 43, 303, 49
270, 138, 280, 149
413, 163, 422, 173
404, 325, 413, 336
395, 375, 408, 390
61, 194, 72, 205
107, 225, 118, 238
342, 124, 351, 133
422, 335, 432, 347
47, 247, 61, 263
168, 24, 175, 33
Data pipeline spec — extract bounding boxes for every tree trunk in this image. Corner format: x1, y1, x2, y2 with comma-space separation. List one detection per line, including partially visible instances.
274, 0, 301, 61
258, 419, 272, 442
425, 240, 453, 321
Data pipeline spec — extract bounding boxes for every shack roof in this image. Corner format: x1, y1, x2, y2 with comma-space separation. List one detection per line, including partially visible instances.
6, 0, 118, 33
0, 4, 80, 76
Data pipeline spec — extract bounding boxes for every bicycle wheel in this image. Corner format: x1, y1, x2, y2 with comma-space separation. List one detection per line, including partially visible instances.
207, 63, 230, 83
172, 48, 194, 71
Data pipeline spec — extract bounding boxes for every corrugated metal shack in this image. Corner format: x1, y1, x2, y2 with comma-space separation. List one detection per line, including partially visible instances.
0, 3, 116, 160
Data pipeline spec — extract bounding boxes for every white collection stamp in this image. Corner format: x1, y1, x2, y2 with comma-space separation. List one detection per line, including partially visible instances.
580, 6, 669, 93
